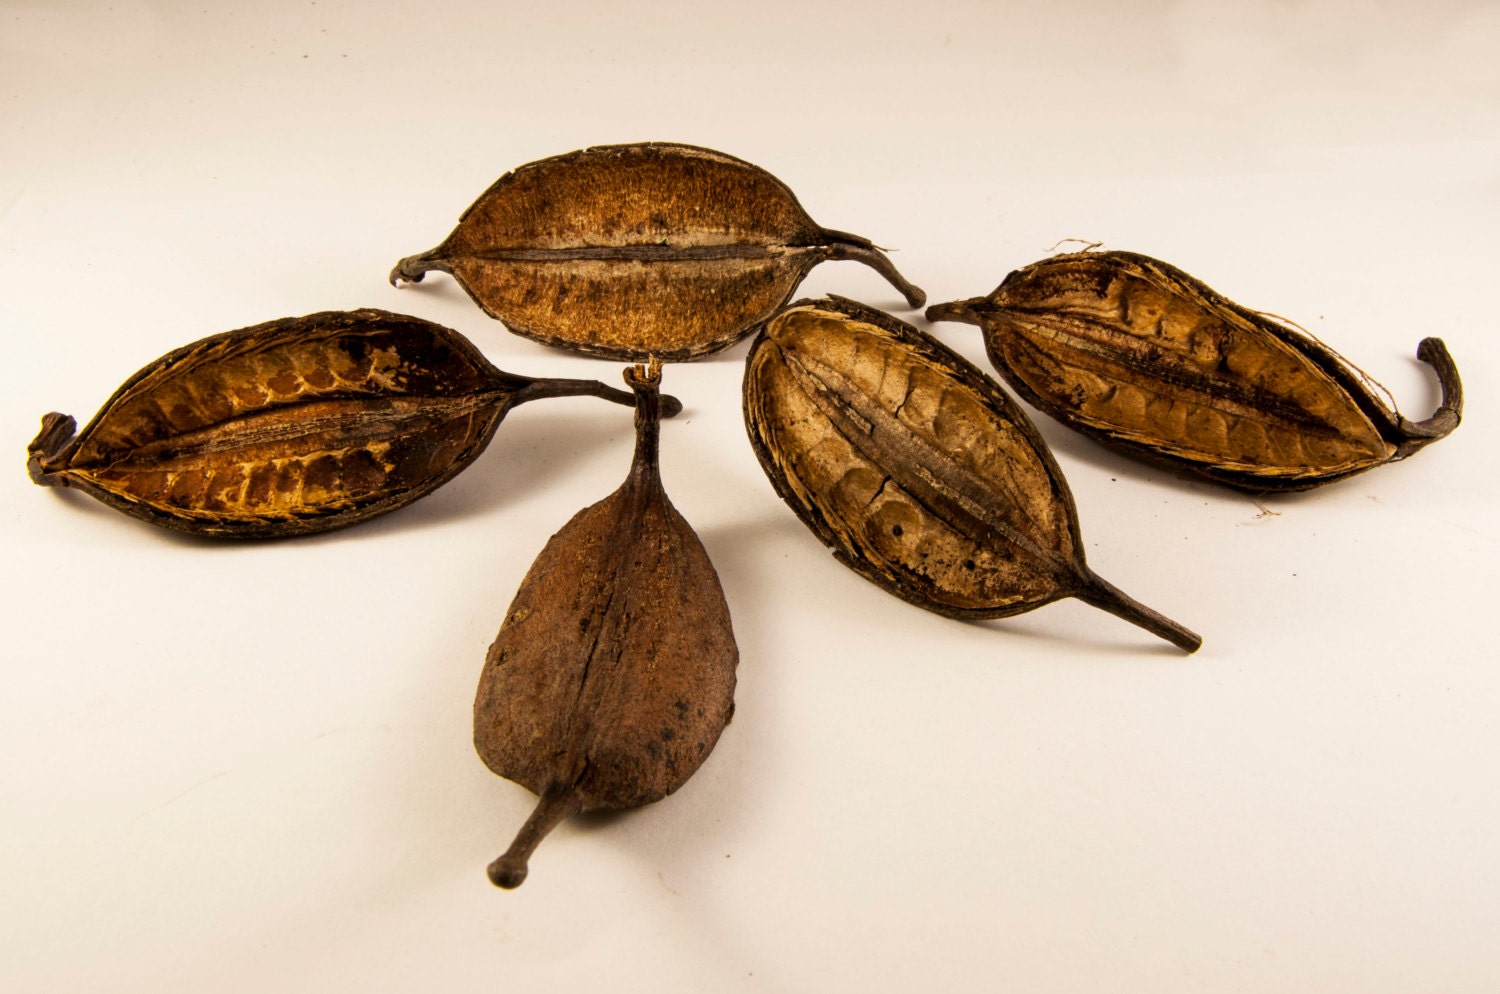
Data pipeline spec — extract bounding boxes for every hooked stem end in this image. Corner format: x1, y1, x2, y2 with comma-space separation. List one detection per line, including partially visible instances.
510, 374, 682, 417
1394, 337, 1462, 455
822, 230, 927, 310
28, 412, 77, 486
388, 248, 446, 287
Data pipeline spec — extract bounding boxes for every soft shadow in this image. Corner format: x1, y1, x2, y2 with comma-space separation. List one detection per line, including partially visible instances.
692, 507, 810, 604
321, 405, 634, 544
34, 489, 268, 553
1034, 420, 1341, 508
386, 277, 472, 306
572, 807, 633, 832
860, 292, 929, 317
1034, 418, 1217, 499
30, 403, 632, 551
969, 609, 1202, 661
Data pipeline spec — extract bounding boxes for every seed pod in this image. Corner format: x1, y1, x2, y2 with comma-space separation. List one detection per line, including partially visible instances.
474, 363, 738, 888
744, 297, 1200, 652
926, 251, 1463, 492
390, 142, 926, 362
27, 309, 678, 538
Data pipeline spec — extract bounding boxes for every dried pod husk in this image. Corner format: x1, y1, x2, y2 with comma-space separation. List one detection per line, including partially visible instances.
926, 251, 1463, 492
390, 142, 926, 362
744, 296, 1200, 652
27, 309, 679, 538
474, 363, 738, 889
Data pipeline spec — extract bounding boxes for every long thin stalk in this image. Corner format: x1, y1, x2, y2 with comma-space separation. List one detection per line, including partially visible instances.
1074, 569, 1202, 653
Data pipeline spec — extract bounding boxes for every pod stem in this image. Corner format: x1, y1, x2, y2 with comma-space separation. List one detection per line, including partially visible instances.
1073, 569, 1202, 653
1393, 337, 1462, 456
821, 229, 927, 309
623, 360, 664, 479
511, 376, 683, 418
923, 297, 986, 326
388, 247, 449, 286
27, 412, 77, 486
489, 786, 584, 889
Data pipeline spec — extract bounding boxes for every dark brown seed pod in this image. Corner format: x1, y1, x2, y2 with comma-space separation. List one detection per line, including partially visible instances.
390, 142, 926, 362
926, 251, 1463, 492
27, 308, 679, 539
743, 297, 1200, 652
474, 363, 738, 888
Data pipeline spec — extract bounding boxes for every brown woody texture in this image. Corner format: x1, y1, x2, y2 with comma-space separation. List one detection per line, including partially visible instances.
926, 251, 1462, 492
474, 364, 738, 889
28, 309, 672, 538
391, 142, 926, 362
744, 297, 1200, 652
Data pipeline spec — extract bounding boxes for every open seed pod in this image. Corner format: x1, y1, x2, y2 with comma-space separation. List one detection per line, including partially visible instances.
391, 142, 926, 362
28, 309, 677, 538
926, 250, 1462, 492
744, 296, 1200, 652
474, 363, 738, 888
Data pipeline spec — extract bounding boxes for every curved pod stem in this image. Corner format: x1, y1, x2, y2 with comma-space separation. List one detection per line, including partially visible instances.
822, 228, 927, 309
1393, 337, 1462, 455
512, 376, 684, 418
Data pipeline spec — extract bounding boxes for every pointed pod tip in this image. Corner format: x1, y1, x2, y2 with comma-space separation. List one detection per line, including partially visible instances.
1174, 628, 1204, 654
1416, 336, 1460, 404
1134, 614, 1203, 654
1075, 570, 1202, 654
1416, 337, 1449, 363
1397, 336, 1462, 448
388, 251, 439, 287
28, 412, 78, 486
487, 787, 581, 891
30, 411, 76, 447
487, 856, 528, 889
925, 299, 982, 325
821, 234, 927, 312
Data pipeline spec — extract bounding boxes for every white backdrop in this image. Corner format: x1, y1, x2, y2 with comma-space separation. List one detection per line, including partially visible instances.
3, 2, 1497, 991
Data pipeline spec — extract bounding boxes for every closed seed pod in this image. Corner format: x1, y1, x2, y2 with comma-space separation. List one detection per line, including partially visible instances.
28, 309, 678, 538
390, 142, 926, 362
926, 251, 1462, 492
744, 296, 1200, 652
474, 363, 738, 888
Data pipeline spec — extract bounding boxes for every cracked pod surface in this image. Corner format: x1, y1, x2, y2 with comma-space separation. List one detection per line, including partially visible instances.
28, 309, 672, 538
744, 297, 1199, 652
391, 142, 926, 361
926, 250, 1462, 492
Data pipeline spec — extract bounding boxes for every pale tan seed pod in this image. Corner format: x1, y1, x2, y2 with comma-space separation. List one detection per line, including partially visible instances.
744, 296, 1200, 652
392, 142, 925, 362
